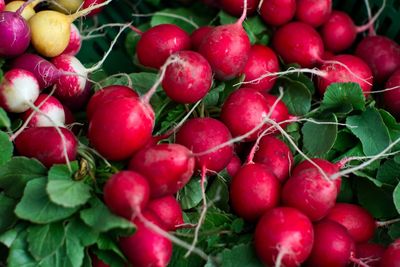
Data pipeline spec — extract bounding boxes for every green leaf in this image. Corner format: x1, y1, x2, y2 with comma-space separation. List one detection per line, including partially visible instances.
206, 243, 263, 267
179, 178, 205, 210
95, 234, 127, 263
346, 108, 391, 156
39, 235, 84, 267
394, 182, 400, 215
377, 159, 400, 186
302, 114, 338, 156
66, 217, 99, 247
281, 77, 312, 116
47, 164, 91, 208
80, 198, 135, 233
0, 131, 12, 165
0, 224, 27, 248
320, 83, 366, 114
332, 130, 358, 152
0, 193, 17, 232
15, 178, 79, 224
129, 72, 159, 95
7, 233, 37, 267
93, 248, 126, 267
207, 177, 229, 211
204, 84, 224, 108
0, 157, 47, 198
27, 222, 65, 260
0, 107, 11, 129
388, 222, 400, 239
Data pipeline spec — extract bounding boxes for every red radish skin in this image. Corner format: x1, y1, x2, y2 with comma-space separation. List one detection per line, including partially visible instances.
218, 0, 258, 17
0, 69, 40, 113
103, 171, 150, 219
230, 163, 280, 221
356, 243, 385, 267
240, 45, 280, 92
317, 55, 373, 96
380, 239, 400, 267
261, 93, 291, 129
226, 154, 241, 177
21, 94, 65, 127
119, 211, 172, 267
147, 196, 184, 231
259, 0, 296, 26
162, 51, 212, 103
190, 26, 213, 51
322, 50, 336, 61
383, 70, 400, 118
282, 168, 338, 221
356, 35, 400, 83
253, 135, 293, 182
254, 207, 314, 267
306, 220, 355, 267
83, 0, 106, 17
295, 0, 332, 27
128, 143, 195, 198
136, 24, 191, 69
0, 11, 30, 57
62, 24, 82, 56
0, 1, 4, 11
15, 127, 77, 168
273, 22, 324, 68
176, 118, 233, 173
86, 85, 138, 120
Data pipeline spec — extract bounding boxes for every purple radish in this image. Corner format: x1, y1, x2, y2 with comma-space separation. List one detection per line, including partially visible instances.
21, 94, 65, 127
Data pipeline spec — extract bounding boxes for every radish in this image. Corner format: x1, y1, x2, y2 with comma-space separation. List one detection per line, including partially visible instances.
147, 195, 184, 231
15, 127, 77, 168
0, 69, 39, 113
0, 0, 4, 11
198, 0, 251, 80
21, 94, 65, 127
61, 24, 82, 56
50, 0, 83, 14
240, 44, 280, 92
254, 207, 314, 267
103, 171, 150, 219
4, 0, 37, 20
356, 35, 400, 83
86, 85, 138, 120
355, 243, 385, 267
380, 239, 400, 267
295, 0, 332, 27
272, 22, 324, 68
383, 69, 400, 118
259, 0, 296, 26
218, 0, 258, 17
317, 54, 373, 96
128, 143, 195, 198
226, 154, 241, 177
325, 203, 376, 243
162, 50, 212, 104
230, 163, 280, 221
190, 26, 213, 51
136, 24, 191, 69
63, 104, 74, 125
253, 135, 293, 182
261, 93, 291, 130
82, 0, 106, 17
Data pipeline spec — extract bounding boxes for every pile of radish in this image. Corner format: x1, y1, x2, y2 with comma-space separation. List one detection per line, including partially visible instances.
1, 0, 400, 266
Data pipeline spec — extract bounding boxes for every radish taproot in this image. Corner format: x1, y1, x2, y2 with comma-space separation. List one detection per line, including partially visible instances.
21, 94, 65, 127
147, 196, 184, 231
295, 0, 332, 27
259, 0, 296, 26
218, 0, 258, 17
383, 69, 400, 118
61, 24, 82, 56
190, 26, 213, 51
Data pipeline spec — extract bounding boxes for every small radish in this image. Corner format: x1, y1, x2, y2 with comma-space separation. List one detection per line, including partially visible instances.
4, 0, 37, 20
259, 0, 296, 26
317, 54, 373, 96
61, 23, 82, 56
240, 44, 280, 92
295, 0, 332, 27
253, 135, 293, 182
162, 50, 212, 104
82, 0, 106, 17
226, 154, 241, 177
128, 143, 195, 198
0, 0, 4, 11
86, 85, 138, 120
135, 24, 191, 69
230, 163, 280, 221
198, 0, 251, 80
190, 26, 213, 51
273, 22, 324, 67
21, 94, 65, 127
355, 243, 385, 267
356, 35, 400, 83
261, 93, 291, 129
147, 196, 184, 231
254, 207, 314, 267
15, 127, 77, 168
380, 239, 400, 267
103, 171, 150, 219
383, 69, 400, 118
218, 0, 258, 17
0, 69, 39, 113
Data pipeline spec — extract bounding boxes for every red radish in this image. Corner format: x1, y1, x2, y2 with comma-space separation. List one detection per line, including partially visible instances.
240, 44, 280, 92
282, 168, 338, 221
380, 239, 400, 267
261, 93, 291, 129
147, 196, 184, 231
86, 85, 138, 120
103, 171, 150, 219
230, 163, 280, 221
305, 220, 355, 267
355, 243, 385, 267
253, 135, 293, 182
254, 207, 314, 267
0, 0, 4, 11
15, 127, 77, 168
82, 0, 106, 17
198, 0, 251, 80
273, 22, 324, 67
62, 23, 82, 56
295, 0, 332, 27
21, 94, 65, 127
190, 26, 213, 51
226, 154, 241, 177
136, 24, 191, 69
11, 53, 59, 90
383, 69, 400, 118
218, 0, 258, 17
162, 51, 212, 104
322, 50, 336, 61
259, 0, 296, 26
356, 35, 400, 83
88, 96, 155, 161
318, 54, 373, 96
326, 203, 376, 243
0, 69, 39, 113
176, 117, 233, 173
128, 143, 195, 198
119, 211, 172, 267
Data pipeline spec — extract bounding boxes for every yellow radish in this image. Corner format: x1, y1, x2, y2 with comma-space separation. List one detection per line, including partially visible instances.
5, 0, 39, 20
50, 0, 83, 14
